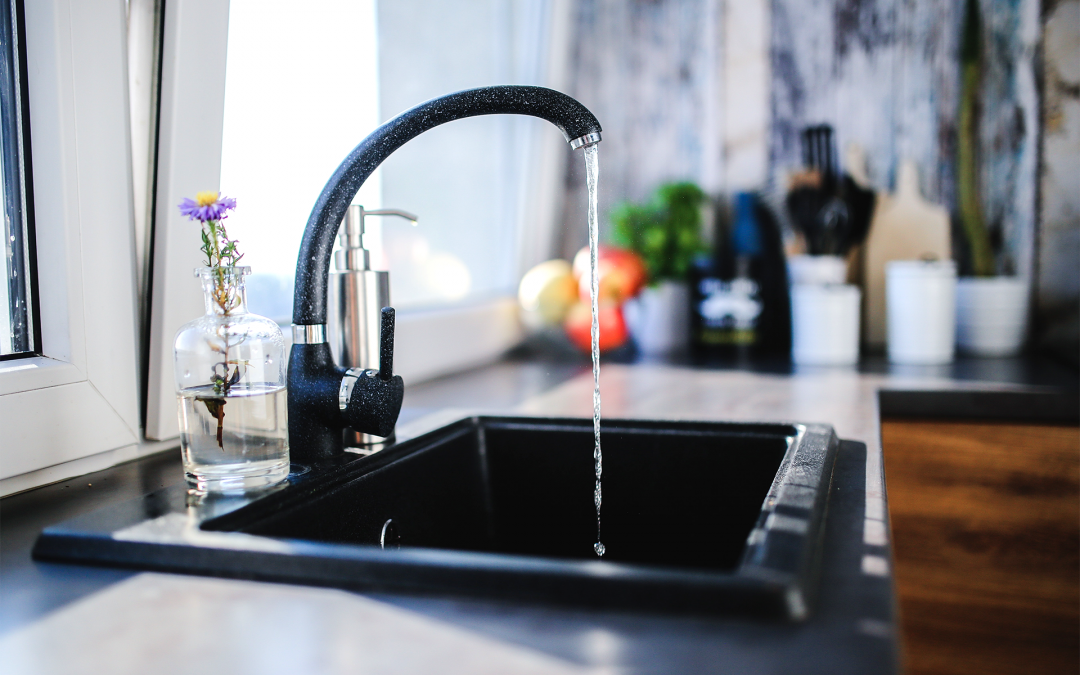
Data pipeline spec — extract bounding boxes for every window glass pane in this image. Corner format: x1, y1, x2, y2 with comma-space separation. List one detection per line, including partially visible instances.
0, 0, 33, 357
220, 0, 382, 323
375, 1, 522, 310
221, 1, 547, 321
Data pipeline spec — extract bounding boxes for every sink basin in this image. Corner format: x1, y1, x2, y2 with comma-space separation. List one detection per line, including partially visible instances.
34, 416, 838, 619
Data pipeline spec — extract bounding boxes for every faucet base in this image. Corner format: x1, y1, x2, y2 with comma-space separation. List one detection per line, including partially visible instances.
287, 343, 346, 462
287, 341, 405, 464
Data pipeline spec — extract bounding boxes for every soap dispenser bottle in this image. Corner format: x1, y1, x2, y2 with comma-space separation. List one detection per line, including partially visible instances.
327, 204, 417, 451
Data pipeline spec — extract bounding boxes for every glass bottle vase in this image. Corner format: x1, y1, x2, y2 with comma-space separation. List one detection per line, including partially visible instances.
174, 266, 289, 491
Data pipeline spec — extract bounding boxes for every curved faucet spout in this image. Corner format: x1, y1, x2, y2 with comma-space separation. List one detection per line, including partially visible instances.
292, 85, 602, 326
287, 86, 600, 462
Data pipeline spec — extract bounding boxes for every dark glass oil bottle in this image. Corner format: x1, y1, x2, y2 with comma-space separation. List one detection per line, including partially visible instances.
690, 192, 791, 361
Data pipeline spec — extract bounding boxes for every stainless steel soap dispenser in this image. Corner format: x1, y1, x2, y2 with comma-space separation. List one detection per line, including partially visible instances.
328, 204, 417, 450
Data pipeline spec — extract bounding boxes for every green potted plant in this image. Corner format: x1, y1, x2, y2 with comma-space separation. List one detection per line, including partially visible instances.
612, 182, 708, 354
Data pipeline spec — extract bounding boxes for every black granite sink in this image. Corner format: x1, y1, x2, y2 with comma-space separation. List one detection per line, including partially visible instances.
34, 416, 839, 619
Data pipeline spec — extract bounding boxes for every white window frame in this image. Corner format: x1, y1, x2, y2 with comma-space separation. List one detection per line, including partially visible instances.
0, 0, 141, 495
144, 0, 230, 440
0, 0, 576, 492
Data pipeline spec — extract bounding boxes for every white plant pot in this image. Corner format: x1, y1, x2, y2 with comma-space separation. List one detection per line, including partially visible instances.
955, 277, 1028, 357
624, 281, 690, 356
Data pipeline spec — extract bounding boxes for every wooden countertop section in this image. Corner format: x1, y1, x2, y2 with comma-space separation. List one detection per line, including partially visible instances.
883, 420, 1079, 675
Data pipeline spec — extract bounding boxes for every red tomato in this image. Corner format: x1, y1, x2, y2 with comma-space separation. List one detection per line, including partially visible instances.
572, 245, 647, 303
563, 301, 628, 353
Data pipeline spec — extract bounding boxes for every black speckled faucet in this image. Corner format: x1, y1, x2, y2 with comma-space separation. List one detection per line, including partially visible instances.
288, 85, 602, 462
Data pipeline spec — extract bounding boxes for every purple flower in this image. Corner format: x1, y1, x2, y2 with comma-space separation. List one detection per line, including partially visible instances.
178, 191, 237, 222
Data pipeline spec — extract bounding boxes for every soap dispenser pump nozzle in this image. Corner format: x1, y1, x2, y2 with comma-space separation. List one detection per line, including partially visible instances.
335, 205, 418, 272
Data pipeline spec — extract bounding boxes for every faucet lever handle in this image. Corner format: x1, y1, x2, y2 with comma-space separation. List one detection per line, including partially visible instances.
379, 307, 395, 381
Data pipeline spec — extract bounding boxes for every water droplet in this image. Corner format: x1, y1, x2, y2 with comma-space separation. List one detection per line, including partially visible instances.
183, 369, 191, 378
264, 354, 272, 364
594, 542, 605, 556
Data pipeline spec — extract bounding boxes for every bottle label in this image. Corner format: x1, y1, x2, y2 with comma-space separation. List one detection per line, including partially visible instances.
696, 277, 762, 345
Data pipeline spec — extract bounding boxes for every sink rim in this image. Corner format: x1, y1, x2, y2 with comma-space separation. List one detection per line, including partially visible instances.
33, 415, 839, 620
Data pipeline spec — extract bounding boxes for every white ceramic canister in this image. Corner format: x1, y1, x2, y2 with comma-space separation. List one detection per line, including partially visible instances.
886, 260, 957, 364
791, 284, 861, 365
955, 276, 1029, 356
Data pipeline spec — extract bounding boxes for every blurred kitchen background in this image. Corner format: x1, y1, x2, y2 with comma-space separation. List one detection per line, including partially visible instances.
216, 0, 1078, 374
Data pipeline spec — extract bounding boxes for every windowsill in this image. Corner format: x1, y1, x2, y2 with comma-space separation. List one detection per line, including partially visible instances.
275, 295, 526, 387
0, 356, 84, 397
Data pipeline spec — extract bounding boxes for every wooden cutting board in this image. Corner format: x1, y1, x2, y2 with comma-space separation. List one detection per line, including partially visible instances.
863, 161, 951, 347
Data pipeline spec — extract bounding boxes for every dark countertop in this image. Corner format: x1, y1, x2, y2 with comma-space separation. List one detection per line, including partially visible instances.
0, 355, 1075, 673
